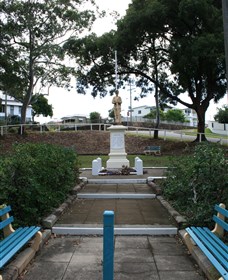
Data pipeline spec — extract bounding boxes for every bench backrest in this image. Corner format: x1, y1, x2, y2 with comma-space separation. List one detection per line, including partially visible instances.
213, 204, 228, 233
0, 205, 14, 236
145, 146, 160, 150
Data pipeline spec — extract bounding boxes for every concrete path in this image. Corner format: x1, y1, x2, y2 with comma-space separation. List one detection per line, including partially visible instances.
18, 169, 207, 280
21, 236, 204, 280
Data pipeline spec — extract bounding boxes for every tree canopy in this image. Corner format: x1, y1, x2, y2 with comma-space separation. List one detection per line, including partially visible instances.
65, 0, 226, 141
31, 94, 53, 120
0, 0, 96, 127
90, 111, 101, 123
214, 105, 228, 123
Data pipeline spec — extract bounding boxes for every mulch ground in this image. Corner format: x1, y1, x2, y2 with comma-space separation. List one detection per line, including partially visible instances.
0, 130, 197, 156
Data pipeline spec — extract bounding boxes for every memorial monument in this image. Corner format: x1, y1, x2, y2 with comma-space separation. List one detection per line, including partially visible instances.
106, 89, 129, 169
92, 51, 143, 174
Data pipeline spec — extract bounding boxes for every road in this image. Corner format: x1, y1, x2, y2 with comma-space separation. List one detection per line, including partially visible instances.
127, 129, 228, 145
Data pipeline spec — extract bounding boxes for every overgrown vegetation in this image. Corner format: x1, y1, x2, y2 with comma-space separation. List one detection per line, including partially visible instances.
163, 143, 228, 227
0, 143, 80, 226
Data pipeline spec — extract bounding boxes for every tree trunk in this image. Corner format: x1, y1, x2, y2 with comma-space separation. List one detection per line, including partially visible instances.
194, 107, 207, 142
153, 43, 160, 140
154, 86, 160, 139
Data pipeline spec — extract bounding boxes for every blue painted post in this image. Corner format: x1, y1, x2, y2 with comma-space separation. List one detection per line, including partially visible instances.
103, 210, 114, 280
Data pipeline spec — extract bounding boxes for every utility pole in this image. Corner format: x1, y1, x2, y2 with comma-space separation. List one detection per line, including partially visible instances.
129, 80, 133, 124
222, 0, 228, 101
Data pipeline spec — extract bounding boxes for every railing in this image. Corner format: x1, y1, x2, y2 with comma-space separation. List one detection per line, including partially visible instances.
0, 123, 226, 144
0, 123, 112, 136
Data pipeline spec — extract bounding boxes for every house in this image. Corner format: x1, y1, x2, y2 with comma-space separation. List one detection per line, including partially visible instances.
181, 108, 198, 127
61, 115, 88, 124
0, 93, 33, 122
130, 105, 198, 126
131, 105, 156, 117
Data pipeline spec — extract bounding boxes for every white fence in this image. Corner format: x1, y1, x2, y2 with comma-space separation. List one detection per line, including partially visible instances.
0, 123, 227, 144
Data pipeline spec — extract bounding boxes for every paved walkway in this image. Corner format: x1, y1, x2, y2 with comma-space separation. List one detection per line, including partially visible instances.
18, 169, 206, 280
21, 236, 204, 280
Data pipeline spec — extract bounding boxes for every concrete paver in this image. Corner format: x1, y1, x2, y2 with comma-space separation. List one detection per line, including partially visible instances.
14, 169, 207, 280
57, 196, 177, 225
21, 236, 205, 280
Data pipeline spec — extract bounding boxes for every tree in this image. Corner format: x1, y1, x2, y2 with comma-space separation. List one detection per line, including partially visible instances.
108, 108, 115, 121
165, 109, 186, 123
90, 111, 101, 123
31, 94, 53, 121
0, 0, 96, 131
143, 109, 166, 121
214, 105, 228, 123
65, 0, 226, 141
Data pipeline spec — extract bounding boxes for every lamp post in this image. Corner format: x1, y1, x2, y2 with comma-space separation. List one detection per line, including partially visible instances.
128, 79, 135, 125
222, 0, 228, 100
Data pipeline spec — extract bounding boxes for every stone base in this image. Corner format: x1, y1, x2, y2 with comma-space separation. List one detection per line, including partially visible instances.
106, 153, 129, 169
106, 125, 129, 169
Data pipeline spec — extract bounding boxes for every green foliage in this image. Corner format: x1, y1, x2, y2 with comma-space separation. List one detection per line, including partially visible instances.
163, 143, 228, 227
165, 109, 186, 123
214, 105, 228, 123
108, 108, 115, 119
143, 109, 166, 120
66, 0, 226, 138
32, 95, 53, 119
0, 0, 96, 124
0, 143, 80, 226
90, 111, 101, 123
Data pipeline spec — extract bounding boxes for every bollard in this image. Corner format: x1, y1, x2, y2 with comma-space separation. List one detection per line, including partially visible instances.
92, 159, 100, 175
103, 211, 114, 280
97, 157, 102, 170
135, 157, 143, 175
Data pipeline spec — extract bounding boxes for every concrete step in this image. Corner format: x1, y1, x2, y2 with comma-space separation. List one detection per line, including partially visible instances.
52, 224, 177, 236
77, 193, 156, 199
87, 177, 166, 184
88, 178, 147, 184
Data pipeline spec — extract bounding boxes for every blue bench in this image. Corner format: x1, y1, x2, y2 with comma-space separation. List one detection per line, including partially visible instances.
144, 146, 161, 155
0, 205, 42, 279
184, 203, 228, 280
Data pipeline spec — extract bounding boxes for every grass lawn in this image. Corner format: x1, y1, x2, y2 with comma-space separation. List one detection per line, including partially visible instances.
78, 154, 182, 168
182, 128, 226, 138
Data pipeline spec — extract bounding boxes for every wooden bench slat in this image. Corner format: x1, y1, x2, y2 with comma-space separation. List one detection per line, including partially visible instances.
191, 227, 227, 269
213, 215, 228, 231
0, 216, 14, 230
0, 227, 39, 257
0, 227, 27, 251
186, 227, 228, 280
203, 227, 228, 254
144, 146, 161, 155
0, 226, 40, 267
215, 204, 228, 218
0, 205, 11, 216
197, 227, 228, 262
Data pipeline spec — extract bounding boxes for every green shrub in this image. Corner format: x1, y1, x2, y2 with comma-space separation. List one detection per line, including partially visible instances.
0, 143, 80, 226
163, 143, 228, 227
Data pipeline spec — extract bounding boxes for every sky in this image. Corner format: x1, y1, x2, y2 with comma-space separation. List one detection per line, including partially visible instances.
35, 0, 227, 123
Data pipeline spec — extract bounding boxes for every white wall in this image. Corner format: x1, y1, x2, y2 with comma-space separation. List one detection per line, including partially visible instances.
208, 121, 228, 136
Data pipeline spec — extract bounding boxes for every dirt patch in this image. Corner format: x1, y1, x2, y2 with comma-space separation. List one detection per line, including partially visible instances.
0, 131, 196, 156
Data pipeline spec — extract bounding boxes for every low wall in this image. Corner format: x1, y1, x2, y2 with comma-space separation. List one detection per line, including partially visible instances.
208, 121, 228, 136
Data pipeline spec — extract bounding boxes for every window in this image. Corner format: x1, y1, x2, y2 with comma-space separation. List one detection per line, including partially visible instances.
10, 105, 14, 115
0, 105, 5, 113
138, 110, 141, 114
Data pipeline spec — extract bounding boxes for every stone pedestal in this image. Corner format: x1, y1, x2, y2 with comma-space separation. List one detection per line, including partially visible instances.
106, 125, 129, 169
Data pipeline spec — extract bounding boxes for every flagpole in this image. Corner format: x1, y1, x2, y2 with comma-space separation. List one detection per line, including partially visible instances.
115, 50, 118, 90
222, 0, 228, 102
